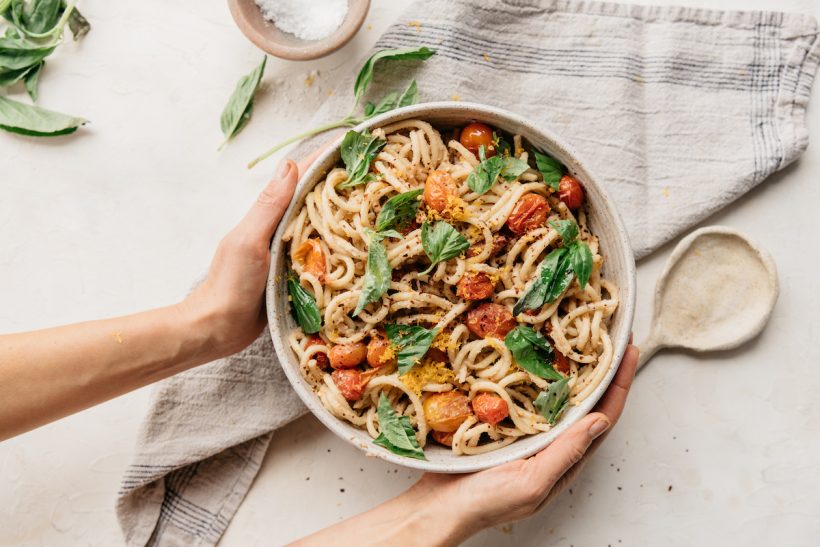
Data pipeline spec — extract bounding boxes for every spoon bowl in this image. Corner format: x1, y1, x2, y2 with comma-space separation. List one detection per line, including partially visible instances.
638, 226, 778, 369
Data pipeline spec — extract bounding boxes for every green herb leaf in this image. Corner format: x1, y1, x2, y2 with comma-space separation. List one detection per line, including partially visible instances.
513, 247, 573, 315
569, 240, 593, 289
0, 35, 55, 71
549, 219, 579, 246
23, 0, 61, 34
493, 132, 512, 157
219, 55, 266, 149
504, 326, 563, 381
420, 220, 470, 274
396, 79, 418, 108
500, 156, 530, 180
467, 146, 530, 195
23, 59, 41, 101
287, 275, 321, 334
365, 91, 398, 119
65, 4, 89, 40
385, 323, 438, 374
534, 378, 571, 425
338, 129, 387, 189
353, 231, 392, 317
352, 46, 435, 107
0, 94, 86, 136
373, 392, 426, 460
375, 188, 423, 233
534, 150, 564, 191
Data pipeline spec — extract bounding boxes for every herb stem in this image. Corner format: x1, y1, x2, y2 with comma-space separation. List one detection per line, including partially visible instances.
247, 116, 359, 169
7, 0, 76, 40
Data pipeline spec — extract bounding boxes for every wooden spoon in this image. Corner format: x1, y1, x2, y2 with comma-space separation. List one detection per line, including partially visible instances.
638, 226, 778, 370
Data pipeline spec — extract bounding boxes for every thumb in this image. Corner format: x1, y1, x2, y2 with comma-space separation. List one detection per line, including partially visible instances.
239, 159, 299, 240
531, 412, 611, 487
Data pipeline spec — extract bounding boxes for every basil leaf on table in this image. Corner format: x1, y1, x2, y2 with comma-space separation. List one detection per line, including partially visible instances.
65, 4, 90, 40
375, 188, 423, 232
0, 94, 86, 136
337, 129, 387, 189
385, 323, 438, 374
420, 220, 470, 275
363, 80, 420, 119
550, 219, 579, 246
0, 36, 55, 70
569, 240, 593, 289
287, 275, 322, 334
23, 59, 42, 100
504, 326, 563, 381
352, 46, 435, 107
534, 378, 571, 425
396, 79, 419, 108
219, 55, 266, 149
373, 392, 426, 460
513, 247, 574, 315
467, 145, 530, 195
353, 230, 394, 317
533, 150, 564, 191
22, 0, 62, 34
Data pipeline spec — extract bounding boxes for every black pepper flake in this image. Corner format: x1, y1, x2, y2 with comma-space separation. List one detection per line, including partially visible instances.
668, 485, 673, 492
340, 488, 345, 493
305, 477, 310, 481
617, 486, 622, 491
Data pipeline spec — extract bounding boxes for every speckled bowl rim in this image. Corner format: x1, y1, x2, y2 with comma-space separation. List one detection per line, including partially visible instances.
266, 102, 636, 473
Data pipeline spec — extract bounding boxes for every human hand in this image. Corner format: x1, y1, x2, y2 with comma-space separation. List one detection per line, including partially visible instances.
409, 343, 640, 542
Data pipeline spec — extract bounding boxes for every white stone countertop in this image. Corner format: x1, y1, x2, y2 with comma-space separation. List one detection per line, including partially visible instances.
1, 0, 819, 545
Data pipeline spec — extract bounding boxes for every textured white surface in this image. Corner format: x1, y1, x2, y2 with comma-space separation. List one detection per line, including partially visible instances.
0, 0, 819, 546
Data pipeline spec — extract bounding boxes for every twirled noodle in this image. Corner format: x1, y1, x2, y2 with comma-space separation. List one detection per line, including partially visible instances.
284, 120, 620, 456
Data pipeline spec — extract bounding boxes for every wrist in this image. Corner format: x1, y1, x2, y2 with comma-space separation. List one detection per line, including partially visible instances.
173, 292, 225, 364
396, 478, 476, 546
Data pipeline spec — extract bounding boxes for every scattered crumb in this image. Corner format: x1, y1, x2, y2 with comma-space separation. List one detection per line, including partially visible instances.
617, 486, 622, 491
327, 449, 331, 452
304, 70, 317, 87
500, 525, 513, 534
305, 477, 310, 481
482, 53, 491, 61
408, 21, 422, 31
111, 332, 124, 344
634, 74, 645, 84
451, 93, 461, 101
568, 488, 573, 495
366, 24, 373, 31
340, 488, 345, 493
663, 187, 670, 198
327, 89, 334, 96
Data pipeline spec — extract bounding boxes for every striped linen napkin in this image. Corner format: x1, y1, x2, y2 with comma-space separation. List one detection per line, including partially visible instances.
116, 1, 819, 545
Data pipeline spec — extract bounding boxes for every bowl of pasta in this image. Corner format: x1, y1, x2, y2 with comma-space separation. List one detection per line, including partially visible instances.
267, 102, 635, 472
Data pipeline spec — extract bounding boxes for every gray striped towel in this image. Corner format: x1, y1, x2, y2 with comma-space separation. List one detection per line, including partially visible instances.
116, 1, 819, 545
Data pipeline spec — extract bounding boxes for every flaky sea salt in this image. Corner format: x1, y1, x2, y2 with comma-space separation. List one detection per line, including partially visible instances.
255, 0, 349, 42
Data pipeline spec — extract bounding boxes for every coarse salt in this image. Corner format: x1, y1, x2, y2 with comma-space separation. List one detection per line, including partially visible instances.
255, 0, 349, 42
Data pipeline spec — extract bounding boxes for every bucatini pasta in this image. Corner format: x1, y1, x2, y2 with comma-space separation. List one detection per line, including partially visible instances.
283, 119, 619, 459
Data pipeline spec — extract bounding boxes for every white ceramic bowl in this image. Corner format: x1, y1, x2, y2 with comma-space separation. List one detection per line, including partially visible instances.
266, 102, 636, 473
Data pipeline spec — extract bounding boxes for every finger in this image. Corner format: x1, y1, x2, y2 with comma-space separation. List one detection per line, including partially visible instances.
592, 343, 639, 422
296, 135, 343, 176
238, 159, 299, 240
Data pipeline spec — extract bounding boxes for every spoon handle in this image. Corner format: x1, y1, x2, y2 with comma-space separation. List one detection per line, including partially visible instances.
637, 331, 664, 372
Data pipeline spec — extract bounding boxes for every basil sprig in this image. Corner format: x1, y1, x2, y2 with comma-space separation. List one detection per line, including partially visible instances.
287, 275, 321, 334
533, 150, 564, 191
513, 219, 593, 315
337, 129, 387, 189
534, 378, 571, 425
219, 55, 266, 150
249, 46, 436, 169
467, 145, 530, 195
420, 220, 470, 275
504, 326, 563, 381
0, 94, 86, 136
375, 188, 423, 232
373, 392, 426, 460
385, 323, 438, 374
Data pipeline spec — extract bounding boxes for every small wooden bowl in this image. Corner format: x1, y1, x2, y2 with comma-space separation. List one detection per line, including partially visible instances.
227, 0, 371, 61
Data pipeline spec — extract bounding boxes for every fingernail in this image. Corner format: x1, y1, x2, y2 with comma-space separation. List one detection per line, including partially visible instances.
277, 159, 293, 178
588, 418, 610, 440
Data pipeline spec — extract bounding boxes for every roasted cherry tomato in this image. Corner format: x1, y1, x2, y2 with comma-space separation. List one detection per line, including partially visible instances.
506, 193, 549, 234
553, 348, 571, 375
466, 234, 509, 258
425, 347, 449, 364
329, 342, 367, 369
466, 303, 517, 339
459, 122, 496, 158
305, 335, 330, 370
423, 170, 458, 212
431, 430, 455, 447
559, 175, 584, 209
293, 239, 326, 283
367, 335, 397, 368
423, 391, 472, 432
472, 393, 509, 425
331, 369, 374, 401
457, 271, 496, 300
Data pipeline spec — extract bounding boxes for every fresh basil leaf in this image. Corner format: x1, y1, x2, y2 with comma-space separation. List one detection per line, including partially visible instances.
504, 326, 563, 381
365, 91, 398, 119
493, 132, 511, 157
534, 378, 571, 425
353, 231, 392, 317
375, 188, 423, 233
513, 247, 573, 315
338, 129, 387, 189
420, 220, 470, 275
352, 46, 435, 107
385, 323, 438, 374
65, 4, 90, 40
287, 275, 321, 334
500, 156, 529, 180
23, 0, 61, 34
569, 240, 593, 289
23, 59, 42, 101
0, 94, 86, 136
0, 36, 55, 70
377, 229, 403, 240
534, 150, 564, 191
0, 63, 33, 86
396, 79, 418, 108
467, 146, 529, 194
549, 219, 579, 246
219, 55, 266, 149
373, 392, 426, 460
